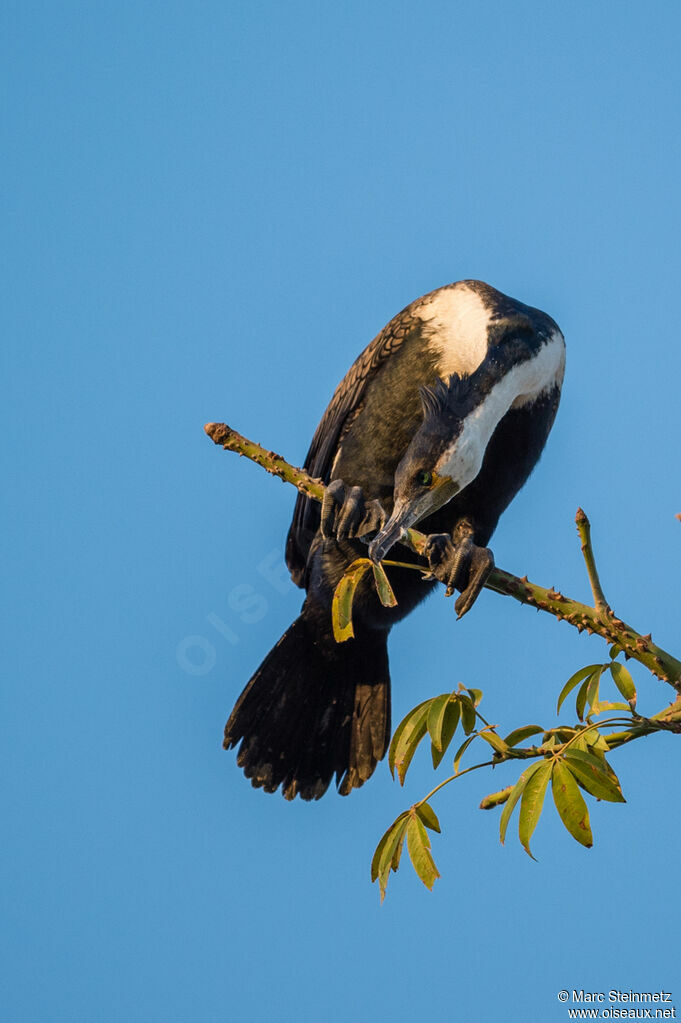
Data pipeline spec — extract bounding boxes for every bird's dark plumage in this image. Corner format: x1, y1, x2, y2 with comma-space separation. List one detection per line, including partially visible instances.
224, 280, 565, 799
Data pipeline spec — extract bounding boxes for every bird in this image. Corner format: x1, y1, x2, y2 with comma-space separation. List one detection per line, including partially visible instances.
224, 279, 565, 800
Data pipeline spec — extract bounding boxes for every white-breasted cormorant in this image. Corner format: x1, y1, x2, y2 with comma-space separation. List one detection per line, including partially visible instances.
224, 279, 565, 799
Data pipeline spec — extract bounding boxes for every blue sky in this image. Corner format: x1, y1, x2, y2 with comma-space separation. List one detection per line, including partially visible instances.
4, 2, 681, 1020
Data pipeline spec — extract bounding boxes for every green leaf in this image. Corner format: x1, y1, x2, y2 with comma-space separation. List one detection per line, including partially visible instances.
372, 813, 410, 901
372, 561, 398, 608
372, 815, 399, 882
416, 802, 441, 833
609, 662, 636, 707
504, 724, 544, 748
466, 688, 483, 707
585, 666, 604, 715
499, 760, 546, 846
453, 733, 476, 773
585, 730, 611, 755
563, 750, 625, 803
478, 729, 509, 754
552, 760, 593, 848
518, 761, 552, 859
609, 643, 623, 659
590, 701, 630, 715
372, 811, 409, 880
389, 701, 431, 785
431, 700, 461, 769
406, 815, 440, 891
427, 694, 453, 750
388, 700, 429, 778
459, 696, 477, 735
576, 676, 592, 721
557, 664, 602, 713
331, 558, 372, 642
479, 785, 513, 810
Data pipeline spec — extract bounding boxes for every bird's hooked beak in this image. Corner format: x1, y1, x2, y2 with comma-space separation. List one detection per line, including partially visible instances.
367, 499, 417, 563
368, 478, 459, 563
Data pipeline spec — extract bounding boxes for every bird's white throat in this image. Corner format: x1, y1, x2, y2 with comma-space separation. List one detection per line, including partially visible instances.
436, 329, 565, 488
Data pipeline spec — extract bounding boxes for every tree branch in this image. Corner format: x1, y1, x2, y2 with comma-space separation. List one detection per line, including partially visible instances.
575, 507, 610, 614
204, 421, 681, 690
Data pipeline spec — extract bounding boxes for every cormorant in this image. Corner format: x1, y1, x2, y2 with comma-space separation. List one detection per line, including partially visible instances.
224, 280, 565, 800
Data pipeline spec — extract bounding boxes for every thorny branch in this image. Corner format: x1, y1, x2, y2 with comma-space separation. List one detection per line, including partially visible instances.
204, 421, 681, 691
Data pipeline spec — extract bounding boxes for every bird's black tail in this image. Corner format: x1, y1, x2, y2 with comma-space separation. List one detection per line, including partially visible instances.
224, 613, 391, 800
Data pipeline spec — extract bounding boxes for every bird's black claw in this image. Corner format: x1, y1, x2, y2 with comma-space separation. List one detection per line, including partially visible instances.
454, 545, 494, 618
321, 479, 386, 541
321, 479, 347, 538
424, 529, 494, 618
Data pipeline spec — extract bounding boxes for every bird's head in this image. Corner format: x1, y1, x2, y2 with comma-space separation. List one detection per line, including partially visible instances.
368, 375, 485, 562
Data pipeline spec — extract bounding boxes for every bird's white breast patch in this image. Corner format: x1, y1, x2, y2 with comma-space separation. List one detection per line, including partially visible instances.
414, 284, 491, 378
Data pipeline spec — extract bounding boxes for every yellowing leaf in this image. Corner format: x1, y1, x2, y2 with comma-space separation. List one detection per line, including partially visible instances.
518, 761, 552, 859
331, 559, 373, 642
416, 802, 441, 833
563, 750, 625, 803
431, 700, 461, 769
406, 815, 440, 891
372, 813, 410, 902
552, 760, 593, 848
427, 694, 453, 750
499, 760, 546, 846
372, 561, 398, 608
389, 701, 431, 785
609, 662, 636, 707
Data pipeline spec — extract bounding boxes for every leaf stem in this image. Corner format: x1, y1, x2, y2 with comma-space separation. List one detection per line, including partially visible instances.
417, 760, 496, 806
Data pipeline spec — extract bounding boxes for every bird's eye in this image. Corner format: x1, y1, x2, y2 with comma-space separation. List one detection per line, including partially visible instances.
416, 470, 433, 487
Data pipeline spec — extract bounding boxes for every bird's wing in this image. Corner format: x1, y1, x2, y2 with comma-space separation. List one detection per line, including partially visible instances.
285, 308, 415, 586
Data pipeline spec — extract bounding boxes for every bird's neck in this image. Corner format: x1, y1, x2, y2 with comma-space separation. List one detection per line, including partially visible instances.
453, 330, 565, 476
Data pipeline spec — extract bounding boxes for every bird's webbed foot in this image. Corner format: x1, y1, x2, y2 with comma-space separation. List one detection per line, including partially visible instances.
424, 519, 494, 618
320, 479, 387, 540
